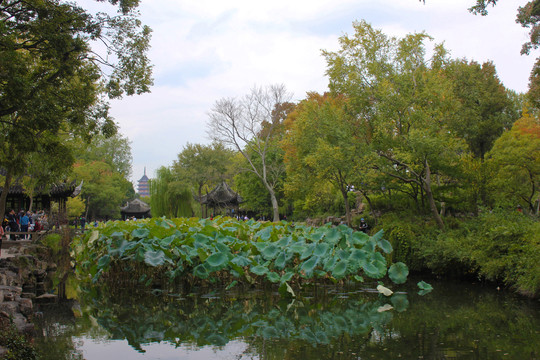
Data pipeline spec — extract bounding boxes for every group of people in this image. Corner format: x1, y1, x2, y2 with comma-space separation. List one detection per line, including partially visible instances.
1, 209, 49, 240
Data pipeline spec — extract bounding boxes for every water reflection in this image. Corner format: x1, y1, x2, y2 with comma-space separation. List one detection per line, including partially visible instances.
33, 279, 539, 360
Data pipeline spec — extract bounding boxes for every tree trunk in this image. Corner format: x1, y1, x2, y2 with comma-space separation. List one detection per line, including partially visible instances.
269, 188, 280, 222
340, 186, 351, 226
0, 170, 13, 223
423, 160, 445, 230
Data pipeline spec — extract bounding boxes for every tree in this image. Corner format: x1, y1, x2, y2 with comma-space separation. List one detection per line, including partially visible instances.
207, 84, 292, 222
488, 111, 540, 213
72, 160, 134, 220
323, 21, 467, 229
149, 166, 193, 218
283, 93, 370, 225
172, 142, 234, 217
0, 0, 152, 221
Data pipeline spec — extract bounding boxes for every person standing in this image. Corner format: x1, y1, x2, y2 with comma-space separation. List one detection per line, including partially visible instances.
80, 216, 86, 230
20, 211, 29, 240
7, 209, 19, 240
359, 218, 368, 233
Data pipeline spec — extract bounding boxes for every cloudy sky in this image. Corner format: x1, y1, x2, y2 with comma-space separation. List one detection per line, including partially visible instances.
91, 0, 535, 185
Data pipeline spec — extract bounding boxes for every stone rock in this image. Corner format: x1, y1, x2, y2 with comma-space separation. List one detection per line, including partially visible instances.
0, 301, 19, 314
19, 298, 33, 316
35, 293, 58, 304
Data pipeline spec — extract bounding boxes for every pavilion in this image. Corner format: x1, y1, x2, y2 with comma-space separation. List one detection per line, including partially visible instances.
120, 198, 151, 220
199, 181, 243, 218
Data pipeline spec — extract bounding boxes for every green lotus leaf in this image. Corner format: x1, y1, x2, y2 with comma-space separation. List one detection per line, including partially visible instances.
158, 235, 175, 248
214, 242, 230, 254
261, 326, 280, 338
250, 265, 268, 276
289, 241, 307, 254
230, 255, 251, 267
274, 252, 288, 269
277, 235, 292, 247
417, 281, 433, 295
371, 229, 385, 242
266, 271, 281, 283
255, 226, 273, 241
110, 231, 126, 241
324, 227, 342, 244
336, 249, 350, 260
388, 262, 409, 284
144, 249, 167, 267
323, 256, 336, 271
193, 233, 212, 248
280, 271, 294, 284
261, 244, 280, 260
109, 239, 135, 257
351, 231, 369, 245
206, 334, 228, 346
362, 239, 376, 252
193, 264, 210, 279
313, 242, 330, 257
300, 255, 319, 275
332, 260, 348, 277
97, 254, 111, 269
349, 248, 368, 263
363, 261, 380, 278
378, 239, 393, 254
206, 252, 229, 268
391, 294, 409, 312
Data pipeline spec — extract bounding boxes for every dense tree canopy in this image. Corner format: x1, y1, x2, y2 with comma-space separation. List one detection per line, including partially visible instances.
0, 0, 152, 220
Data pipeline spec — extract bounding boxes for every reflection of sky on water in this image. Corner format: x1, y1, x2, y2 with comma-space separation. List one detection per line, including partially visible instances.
80, 338, 254, 360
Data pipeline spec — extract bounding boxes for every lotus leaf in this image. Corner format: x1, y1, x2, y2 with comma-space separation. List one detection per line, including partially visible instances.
377, 239, 393, 254
250, 265, 268, 276
97, 255, 111, 269
230, 255, 251, 267
255, 226, 273, 241
289, 241, 307, 254
261, 244, 280, 260
323, 257, 336, 271
417, 280, 433, 295
144, 250, 168, 267
131, 228, 150, 239
332, 261, 348, 277
280, 271, 294, 284
300, 255, 320, 275
377, 284, 393, 296
206, 252, 229, 268
313, 242, 330, 257
388, 262, 409, 284
274, 252, 288, 269
390, 294, 409, 312
193, 264, 210, 279
351, 231, 369, 245
110, 231, 126, 241
266, 271, 281, 283
277, 235, 292, 247
324, 227, 342, 244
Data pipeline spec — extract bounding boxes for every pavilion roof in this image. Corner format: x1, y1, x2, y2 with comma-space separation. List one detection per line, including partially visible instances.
121, 198, 151, 214
200, 181, 243, 207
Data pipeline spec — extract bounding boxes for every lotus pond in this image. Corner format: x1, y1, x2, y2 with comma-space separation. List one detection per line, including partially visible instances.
32, 217, 540, 359
32, 278, 539, 360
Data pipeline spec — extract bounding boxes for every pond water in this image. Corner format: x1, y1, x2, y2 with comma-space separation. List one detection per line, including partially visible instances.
33, 277, 539, 360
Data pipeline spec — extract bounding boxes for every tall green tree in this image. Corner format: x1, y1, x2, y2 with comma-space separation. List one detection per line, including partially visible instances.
283, 93, 371, 225
172, 142, 234, 216
323, 21, 466, 229
0, 0, 152, 221
488, 111, 540, 213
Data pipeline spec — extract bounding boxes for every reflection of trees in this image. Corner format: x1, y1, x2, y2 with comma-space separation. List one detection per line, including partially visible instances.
32, 280, 539, 360
77, 284, 395, 354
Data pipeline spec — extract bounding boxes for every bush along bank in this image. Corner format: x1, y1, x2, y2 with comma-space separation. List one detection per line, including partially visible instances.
376, 208, 540, 297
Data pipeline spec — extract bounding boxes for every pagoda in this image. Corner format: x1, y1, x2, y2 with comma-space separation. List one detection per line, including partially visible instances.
137, 167, 150, 197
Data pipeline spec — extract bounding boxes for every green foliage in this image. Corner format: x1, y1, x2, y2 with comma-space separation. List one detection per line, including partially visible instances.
0, 324, 38, 360
149, 167, 194, 218
376, 209, 540, 296
72, 217, 410, 292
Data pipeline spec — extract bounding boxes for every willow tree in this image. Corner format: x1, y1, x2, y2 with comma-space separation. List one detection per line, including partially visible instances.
0, 0, 153, 221
149, 167, 193, 218
207, 84, 292, 222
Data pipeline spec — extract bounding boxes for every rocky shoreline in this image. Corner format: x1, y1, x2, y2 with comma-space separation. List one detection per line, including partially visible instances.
0, 240, 58, 356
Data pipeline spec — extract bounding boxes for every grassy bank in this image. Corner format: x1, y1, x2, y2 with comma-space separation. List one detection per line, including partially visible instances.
375, 209, 540, 297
